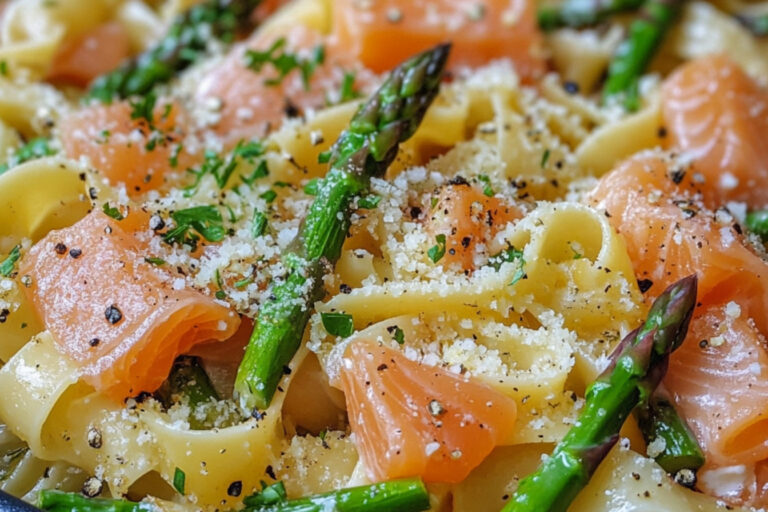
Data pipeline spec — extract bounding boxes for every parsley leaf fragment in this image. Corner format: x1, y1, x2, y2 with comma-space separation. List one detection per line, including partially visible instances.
427, 234, 447, 263
0, 137, 57, 175
0, 245, 21, 277
163, 205, 224, 249
243, 38, 325, 90
321, 312, 354, 338
488, 245, 526, 286
102, 202, 124, 221
243, 481, 287, 507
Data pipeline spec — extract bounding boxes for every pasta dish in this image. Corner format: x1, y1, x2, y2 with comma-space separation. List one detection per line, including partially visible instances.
0, 0, 767, 510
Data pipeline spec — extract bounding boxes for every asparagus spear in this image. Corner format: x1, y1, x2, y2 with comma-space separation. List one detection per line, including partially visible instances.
88, 0, 260, 102
746, 210, 768, 242
155, 356, 222, 429
243, 479, 430, 512
233, 44, 450, 412
505, 275, 697, 512
38, 491, 156, 512
636, 394, 704, 476
736, 13, 768, 36
603, 0, 680, 110
538, 0, 644, 30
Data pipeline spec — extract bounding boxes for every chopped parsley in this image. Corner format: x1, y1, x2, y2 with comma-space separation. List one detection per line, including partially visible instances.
317, 150, 332, 164
0, 61, 7, 76
251, 211, 268, 237
215, 269, 226, 300
243, 38, 325, 90
102, 202, 124, 221
321, 312, 354, 338
489, 245, 526, 286
541, 149, 551, 168
234, 276, 252, 289
303, 178, 321, 195
173, 467, 185, 495
477, 175, 494, 197
358, 194, 381, 209
427, 234, 447, 263
260, 189, 277, 203
144, 256, 166, 266
162, 205, 225, 249
0, 245, 21, 277
243, 481, 287, 507
339, 71, 361, 103
0, 137, 57, 175
129, 92, 157, 127
241, 160, 270, 186
392, 326, 405, 344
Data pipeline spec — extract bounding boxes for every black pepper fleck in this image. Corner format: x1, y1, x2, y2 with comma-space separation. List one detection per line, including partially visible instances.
105, 304, 123, 325
54, 242, 67, 255
637, 279, 653, 293
69, 248, 82, 259
227, 481, 242, 497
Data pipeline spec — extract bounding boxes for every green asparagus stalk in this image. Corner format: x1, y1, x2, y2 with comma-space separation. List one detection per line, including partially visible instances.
746, 210, 768, 242
504, 274, 698, 512
233, 43, 451, 413
0, 137, 56, 175
243, 479, 430, 512
636, 394, 704, 476
88, 0, 261, 102
736, 13, 768, 36
155, 356, 220, 429
38, 491, 156, 512
602, 0, 680, 110
538, 0, 644, 30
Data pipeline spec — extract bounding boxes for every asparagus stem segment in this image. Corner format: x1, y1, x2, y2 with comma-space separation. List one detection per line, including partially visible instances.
88, 0, 261, 101
636, 395, 704, 475
38, 491, 156, 512
155, 355, 220, 429
538, 0, 644, 30
746, 210, 768, 242
602, 0, 680, 110
504, 275, 698, 512
233, 43, 450, 413
243, 479, 430, 512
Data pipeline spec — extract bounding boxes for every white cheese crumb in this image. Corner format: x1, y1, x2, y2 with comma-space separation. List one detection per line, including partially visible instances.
719, 172, 739, 190
425, 442, 440, 456
647, 436, 667, 458
709, 335, 726, 347
725, 301, 741, 319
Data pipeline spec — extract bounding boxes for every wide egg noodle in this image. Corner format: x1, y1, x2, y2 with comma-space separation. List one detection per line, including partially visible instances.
0, 328, 310, 507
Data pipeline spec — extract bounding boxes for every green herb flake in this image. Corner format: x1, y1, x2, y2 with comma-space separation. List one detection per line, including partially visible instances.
234, 276, 252, 289
393, 326, 405, 344
430, 196, 439, 209
251, 211, 268, 238
244, 37, 325, 90
0, 245, 21, 277
163, 205, 224, 249
427, 234, 447, 263
260, 189, 277, 203
129, 92, 157, 127
317, 150, 331, 164
173, 467, 185, 495
358, 194, 381, 209
169, 143, 182, 167
477, 175, 494, 197
241, 160, 269, 186
303, 178, 321, 195
144, 256, 166, 266
321, 312, 354, 338
0, 137, 57, 175
541, 149, 551, 169
339, 71, 361, 102
0, 61, 7, 76
488, 246, 526, 286
215, 269, 226, 300
102, 202, 124, 221
243, 481, 287, 507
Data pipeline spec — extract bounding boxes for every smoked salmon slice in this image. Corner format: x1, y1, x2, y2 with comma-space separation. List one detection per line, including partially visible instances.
46, 22, 132, 88
331, 0, 545, 81
588, 155, 768, 335
426, 181, 522, 271
18, 210, 240, 401
665, 302, 768, 467
195, 25, 374, 145
60, 99, 197, 196
340, 341, 517, 483
661, 55, 768, 209
590, 154, 768, 508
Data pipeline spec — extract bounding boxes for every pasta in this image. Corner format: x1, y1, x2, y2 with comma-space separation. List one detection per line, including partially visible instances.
0, 0, 766, 511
